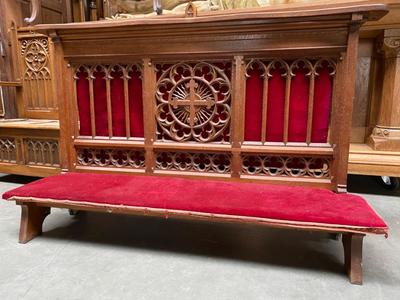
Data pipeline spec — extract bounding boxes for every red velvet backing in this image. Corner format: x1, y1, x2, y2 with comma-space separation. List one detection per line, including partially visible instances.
244, 68, 263, 141
76, 66, 144, 138
244, 62, 333, 143
76, 70, 91, 136
3, 173, 387, 230
289, 67, 309, 142
312, 67, 333, 143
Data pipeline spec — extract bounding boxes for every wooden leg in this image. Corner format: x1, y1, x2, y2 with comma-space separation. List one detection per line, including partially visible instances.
18, 204, 51, 244
342, 233, 365, 285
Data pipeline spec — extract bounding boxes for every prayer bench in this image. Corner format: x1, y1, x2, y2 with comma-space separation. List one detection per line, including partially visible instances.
3, 172, 388, 285
2, 1, 390, 285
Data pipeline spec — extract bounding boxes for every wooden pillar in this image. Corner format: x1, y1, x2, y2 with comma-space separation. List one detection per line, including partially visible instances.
18, 203, 50, 244
331, 14, 362, 192
342, 233, 365, 285
369, 29, 400, 151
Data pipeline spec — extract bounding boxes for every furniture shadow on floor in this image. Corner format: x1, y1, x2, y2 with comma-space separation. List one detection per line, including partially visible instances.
40, 210, 345, 275
348, 175, 400, 196
0, 174, 40, 185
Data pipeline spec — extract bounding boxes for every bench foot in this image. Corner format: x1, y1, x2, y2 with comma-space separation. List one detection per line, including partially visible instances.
18, 204, 51, 244
342, 233, 365, 285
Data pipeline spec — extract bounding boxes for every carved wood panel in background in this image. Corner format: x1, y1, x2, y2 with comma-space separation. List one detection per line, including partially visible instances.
20, 36, 57, 114
25, 139, 59, 167
0, 136, 59, 167
0, 137, 17, 163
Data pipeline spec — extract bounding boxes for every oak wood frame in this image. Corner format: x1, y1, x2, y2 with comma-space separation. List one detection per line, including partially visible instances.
34, 2, 388, 191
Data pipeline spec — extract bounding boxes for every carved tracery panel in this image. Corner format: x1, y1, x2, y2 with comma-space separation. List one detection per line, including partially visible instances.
25, 139, 60, 167
77, 148, 145, 169
156, 151, 231, 174
20, 37, 56, 112
241, 154, 331, 179
156, 62, 231, 143
0, 138, 17, 163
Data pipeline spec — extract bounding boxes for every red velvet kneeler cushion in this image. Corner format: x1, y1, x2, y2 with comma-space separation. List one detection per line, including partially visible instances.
3, 173, 387, 234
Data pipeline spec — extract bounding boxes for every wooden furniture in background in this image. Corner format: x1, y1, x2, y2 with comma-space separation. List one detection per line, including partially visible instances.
0, 119, 60, 176
349, 1, 400, 183
0, 0, 69, 176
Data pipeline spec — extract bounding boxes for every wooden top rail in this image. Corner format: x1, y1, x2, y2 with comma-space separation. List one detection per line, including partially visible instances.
0, 81, 22, 87
32, 1, 387, 32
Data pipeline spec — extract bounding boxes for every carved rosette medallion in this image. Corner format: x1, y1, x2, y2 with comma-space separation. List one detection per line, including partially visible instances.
156, 62, 231, 142
21, 38, 50, 80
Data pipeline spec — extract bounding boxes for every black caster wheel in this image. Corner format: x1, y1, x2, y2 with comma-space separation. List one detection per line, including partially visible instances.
376, 176, 400, 191
69, 209, 79, 216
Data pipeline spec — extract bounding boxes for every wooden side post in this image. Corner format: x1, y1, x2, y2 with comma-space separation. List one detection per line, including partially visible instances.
18, 203, 50, 244
342, 233, 365, 285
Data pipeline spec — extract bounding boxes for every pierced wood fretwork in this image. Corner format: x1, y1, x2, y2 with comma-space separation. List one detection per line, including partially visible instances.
77, 148, 145, 169
241, 154, 331, 178
156, 151, 231, 174
245, 58, 336, 144
25, 139, 60, 167
0, 137, 17, 163
156, 62, 231, 143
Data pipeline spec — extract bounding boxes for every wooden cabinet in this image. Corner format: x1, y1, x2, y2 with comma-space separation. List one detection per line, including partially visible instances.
349, 1, 400, 178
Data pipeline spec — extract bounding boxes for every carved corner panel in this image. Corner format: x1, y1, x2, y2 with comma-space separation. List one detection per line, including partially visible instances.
155, 62, 232, 143
19, 36, 57, 116
155, 151, 231, 174
77, 148, 145, 169
241, 154, 331, 179
0, 137, 17, 163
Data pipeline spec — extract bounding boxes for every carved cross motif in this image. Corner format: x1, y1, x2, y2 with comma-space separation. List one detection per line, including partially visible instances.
170, 79, 215, 127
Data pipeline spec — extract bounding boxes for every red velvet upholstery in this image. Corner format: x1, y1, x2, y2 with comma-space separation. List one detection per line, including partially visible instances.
3, 173, 387, 231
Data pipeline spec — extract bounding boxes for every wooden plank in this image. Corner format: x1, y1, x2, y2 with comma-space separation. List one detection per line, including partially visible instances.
283, 74, 292, 144
306, 72, 315, 144
142, 59, 156, 174
231, 56, 246, 178
261, 76, 269, 143
123, 68, 131, 138
331, 14, 362, 192
0, 81, 22, 87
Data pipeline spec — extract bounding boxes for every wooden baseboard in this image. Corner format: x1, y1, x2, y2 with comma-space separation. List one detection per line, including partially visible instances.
0, 163, 60, 177
348, 143, 400, 177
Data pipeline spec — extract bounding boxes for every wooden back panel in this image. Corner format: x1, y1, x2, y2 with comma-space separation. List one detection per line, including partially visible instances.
36, 2, 387, 191
13, 30, 58, 119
